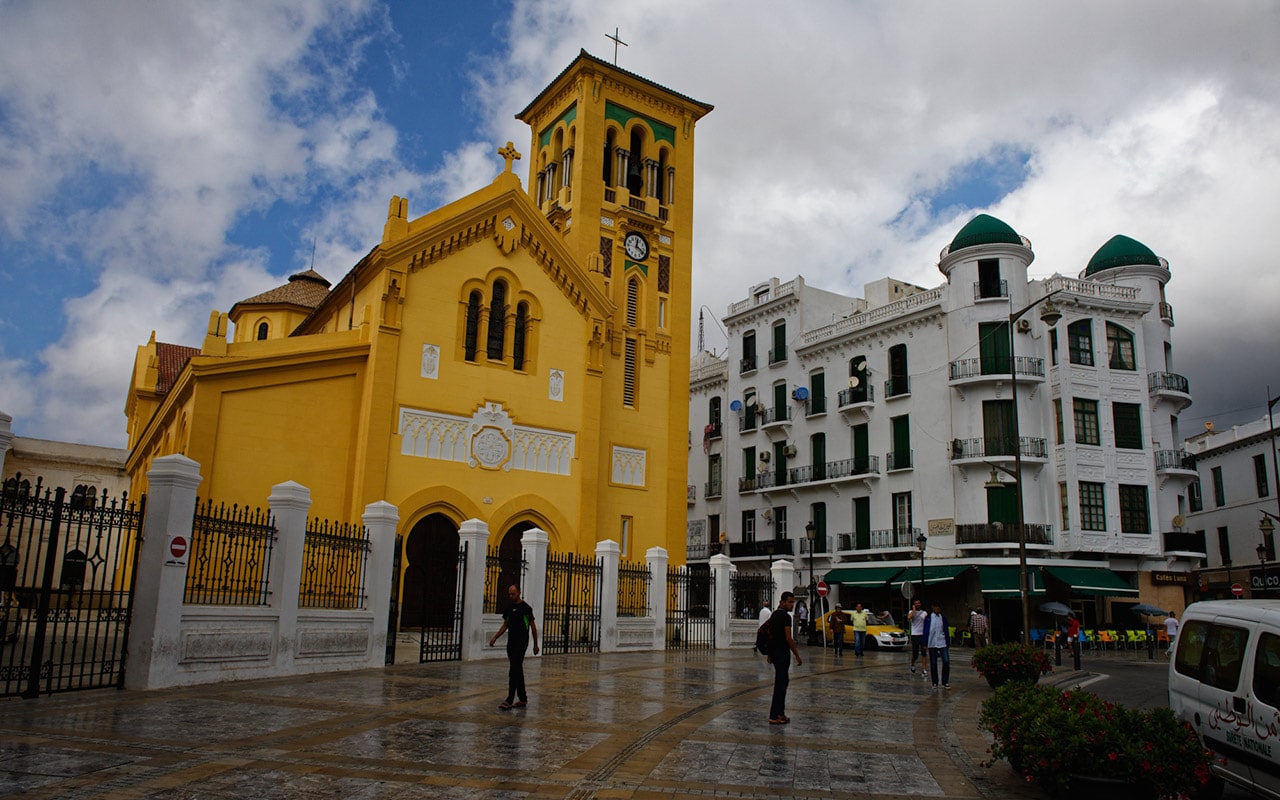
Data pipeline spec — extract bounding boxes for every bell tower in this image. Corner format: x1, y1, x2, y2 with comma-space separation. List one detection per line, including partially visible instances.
516, 51, 713, 557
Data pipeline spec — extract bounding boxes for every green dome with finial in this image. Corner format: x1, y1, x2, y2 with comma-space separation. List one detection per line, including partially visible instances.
948, 214, 1022, 252
1084, 235, 1161, 277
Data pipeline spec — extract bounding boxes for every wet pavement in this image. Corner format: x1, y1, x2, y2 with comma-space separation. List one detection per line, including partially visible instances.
0, 646, 1063, 799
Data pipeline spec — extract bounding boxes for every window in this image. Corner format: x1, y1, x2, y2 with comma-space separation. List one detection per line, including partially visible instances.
770, 320, 787, 364
1079, 481, 1106, 531
978, 321, 1011, 374
742, 391, 757, 430
1256, 454, 1270, 498
620, 516, 632, 557
464, 291, 482, 361
741, 331, 757, 373
1218, 527, 1231, 565
743, 446, 756, 482
707, 454, 722, 497
847, 355, 869, 404
1113, 403, 1143, 449
1106, 322, 1136, 370
1048, 328, 1058, 366
1073, 399, 1100, 445
1212, 466, 1225, 507
887, 344, 909, 396
513, 302, 529, 370
487, 280, 507, 360
851, 423, 870, 473
1059, 482, 1070, 530
1067, 320, 1094, 366
1119, 484, 1150, 533
982, 400, 1016, 456
708, 397, 722, 436
810, 502, 827, 552
977, 259, 1003, 298
1253, 632, 1280, 709
623, 337, 637, 406
890, 415, 911, 470
742, 510, 756, 543
658, 297, 667, 328
1189, 479, 1203, 512
626, 277, 639, 326
810, 432, 826, 480
256, 322, 269, 340
808, 371, 825, 414
853, 497, 871, 549
1053, 399, 1064, 445
892, 492, 913, 536
773, 505, 787, 539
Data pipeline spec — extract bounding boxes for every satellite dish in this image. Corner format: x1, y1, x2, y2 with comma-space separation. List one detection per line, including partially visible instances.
900, 580, 915, 599
729, 399, 743, 412
848, 376, 861, 388
1171, 514, 1185, 529
793, 386, 809, 400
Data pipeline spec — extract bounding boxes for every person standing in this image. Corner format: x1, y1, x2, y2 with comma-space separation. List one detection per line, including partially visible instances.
1164, 610, 1179, 656
829, 605, 846, 656
970, 608, 989, 649
488, 584, 539, 710
797, 601, 809, 635
758, 602, 772, 624
907, 599, 928, 677
767, 591, 802, 725
923, 601, 950, 689
849, 603, 870, 657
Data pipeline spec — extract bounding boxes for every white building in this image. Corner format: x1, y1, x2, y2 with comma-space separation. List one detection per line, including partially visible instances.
1183, 416, 1280, 598
688, 215, 1199, 639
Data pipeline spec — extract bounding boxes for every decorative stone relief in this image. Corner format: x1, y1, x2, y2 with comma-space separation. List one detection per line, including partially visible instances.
420, 344, 440, 379
612, 446, 646, 487
399, 404, 574, 475
549, 369, 565, 401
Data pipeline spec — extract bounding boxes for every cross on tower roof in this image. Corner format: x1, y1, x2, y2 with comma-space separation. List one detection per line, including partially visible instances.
498, 141, 521, 173
606, 27, 628, 65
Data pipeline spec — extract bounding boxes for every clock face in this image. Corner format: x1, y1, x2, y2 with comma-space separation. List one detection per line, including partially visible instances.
624, 232, 649, 261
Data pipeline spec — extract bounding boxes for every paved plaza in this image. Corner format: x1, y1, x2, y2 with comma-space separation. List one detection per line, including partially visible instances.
0, 645, 1081, 799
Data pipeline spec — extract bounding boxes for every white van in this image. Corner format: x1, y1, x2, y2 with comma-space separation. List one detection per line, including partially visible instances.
1168, 599, 1280, 799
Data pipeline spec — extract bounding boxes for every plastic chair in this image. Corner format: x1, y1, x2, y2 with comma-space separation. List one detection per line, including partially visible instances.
948, 626, 956, 646
1105, 630, 1122, 651
1029, 628, 1045, 646
1079, 630, 1093, 651
1043, 630, 1058, 650
1096, 630, 1116, 651
1156, 629, 1170, 648
1126, 629, 1147, 650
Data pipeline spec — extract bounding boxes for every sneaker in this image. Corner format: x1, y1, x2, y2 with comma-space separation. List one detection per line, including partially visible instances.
943, 683, 951, 689
910, 666, 916, 674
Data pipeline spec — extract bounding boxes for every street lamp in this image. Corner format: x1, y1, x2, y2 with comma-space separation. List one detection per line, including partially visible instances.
916, 532, 927, 597
1267, 387, 1280, 530
805, 521, 817, 636
990, 289, 1063, 646
1260, 515, 1276, 597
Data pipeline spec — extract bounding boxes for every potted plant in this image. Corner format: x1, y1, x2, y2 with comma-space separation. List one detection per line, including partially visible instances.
972, 642, 1052, 689
980, 683, 1213, 799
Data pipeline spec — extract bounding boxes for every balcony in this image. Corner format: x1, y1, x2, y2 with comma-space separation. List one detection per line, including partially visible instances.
704, 480, 722, 499
768, 346, 787, 366
950, 436, 1048, 462
837, 385, 874, 411
973, 279, 1009, 300
805, 395, 827, 416
1148, 371, 1192, 411
739, 355, 757, 375
739, 409, 759, 432
687, 485, 696, 504
738, 476, 758, 493
1163, 529, 1206, 556
729, 539, 794, 558
704, 421, 723, 440
886, 450, 913, 471
759, 405, 792, 430
948, 356, 1046, 384
1159, 302, 1174, 325
955, 522, 1054, 547
836, 528, 921, 553
1154, 449, 1197, 475
755, 456, 881, 491
884, 376, 911, 399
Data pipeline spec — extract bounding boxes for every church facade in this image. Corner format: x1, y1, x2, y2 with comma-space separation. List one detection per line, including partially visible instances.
124, 52, 712, 622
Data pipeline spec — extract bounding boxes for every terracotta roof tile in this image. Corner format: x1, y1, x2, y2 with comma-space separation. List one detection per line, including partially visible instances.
155, 343, 200, 394
235, 270, 332, 311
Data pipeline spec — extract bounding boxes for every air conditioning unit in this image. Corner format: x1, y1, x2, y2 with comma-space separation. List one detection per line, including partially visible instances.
1016, 318, 1032, 333
783, 444, 797, 458
759, 451, 771, 462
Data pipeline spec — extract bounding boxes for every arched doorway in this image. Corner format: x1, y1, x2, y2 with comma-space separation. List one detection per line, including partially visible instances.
492, 521, 535, 611
401, 513, 459, 629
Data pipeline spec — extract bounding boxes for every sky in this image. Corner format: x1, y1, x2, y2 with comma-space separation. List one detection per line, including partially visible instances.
1, 0, 1278, 450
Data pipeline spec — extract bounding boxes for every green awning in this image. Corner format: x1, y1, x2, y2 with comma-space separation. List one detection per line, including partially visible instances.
1044, 566, 1139, 597
823, 566, 904, 587
892, 564, 971, 587
978, 565, 1046, 597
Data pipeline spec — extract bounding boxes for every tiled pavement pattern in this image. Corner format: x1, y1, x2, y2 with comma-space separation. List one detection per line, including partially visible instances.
0, 648, 1056, 799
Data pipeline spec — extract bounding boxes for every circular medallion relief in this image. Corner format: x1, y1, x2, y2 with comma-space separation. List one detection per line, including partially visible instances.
472, 426, 510, 469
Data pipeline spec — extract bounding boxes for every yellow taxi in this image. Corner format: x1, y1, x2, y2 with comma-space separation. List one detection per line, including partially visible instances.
821, 609, 909, 650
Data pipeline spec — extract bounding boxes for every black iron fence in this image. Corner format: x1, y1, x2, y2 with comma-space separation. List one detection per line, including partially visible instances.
185, 499, 276, 605
731, 573, 774, 619
1, 475, 145, 698
299, 519, 370, 609
617, 559, 650, 617
542, 550, 601, 655
419, 543, 467, 662
666, 566, 713, 648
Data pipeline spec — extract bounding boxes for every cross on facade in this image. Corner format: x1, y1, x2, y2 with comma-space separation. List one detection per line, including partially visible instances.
498, 141, 521, 173
606, 27, 628, 65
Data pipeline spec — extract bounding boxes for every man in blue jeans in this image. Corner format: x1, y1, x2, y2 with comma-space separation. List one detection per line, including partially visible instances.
922, 601, 951, 689
767, 591, 802, 724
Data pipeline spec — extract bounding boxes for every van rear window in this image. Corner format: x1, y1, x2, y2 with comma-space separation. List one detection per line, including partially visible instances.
1254, 632, 1280, 708
1175, 619, 1250, 691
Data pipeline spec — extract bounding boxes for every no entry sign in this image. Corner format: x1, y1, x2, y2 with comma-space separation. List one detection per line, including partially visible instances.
1232, 583, 1244, 598
165, 533, 190, 566
816, 581, 829, 597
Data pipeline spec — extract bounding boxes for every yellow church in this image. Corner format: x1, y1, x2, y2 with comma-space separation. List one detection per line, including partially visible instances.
123, 51, 712, 623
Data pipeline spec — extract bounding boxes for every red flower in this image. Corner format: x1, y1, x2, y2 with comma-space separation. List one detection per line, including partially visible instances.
1108, 752, 1118, 760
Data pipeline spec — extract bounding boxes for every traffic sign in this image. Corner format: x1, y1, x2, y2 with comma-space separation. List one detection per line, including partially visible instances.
169, 535, 188, 559
1232, 583, 1244, 598
816, 581, 829, 597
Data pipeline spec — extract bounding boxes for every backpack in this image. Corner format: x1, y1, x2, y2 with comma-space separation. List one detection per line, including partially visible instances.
754, 617, 773, 654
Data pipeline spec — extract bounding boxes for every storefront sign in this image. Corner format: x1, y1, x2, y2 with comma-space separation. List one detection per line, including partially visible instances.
1249, 569, 1279, 594
1150, 570, 1192, 586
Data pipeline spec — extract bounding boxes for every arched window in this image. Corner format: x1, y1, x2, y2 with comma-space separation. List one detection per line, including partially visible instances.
1105, 322, 1136, 370
256, 322, 269, 340
513, 302, 529, 371
1068, 320, 1094, 366
626, 277, 640, 326
487, 281, 507, 360
602, 129, 616, 185
627, 127, 645, 195
464, 291, 482, 361
887, 344, 909, 397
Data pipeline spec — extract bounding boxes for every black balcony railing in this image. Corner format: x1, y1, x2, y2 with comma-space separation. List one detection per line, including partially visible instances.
950, 436, 1048, 460
838, 385, 874, 407
740, 355, 757, 374
759, 406, 792, 425
1154, 449, 1197, 472
885, 376, 910, 398
1148, 371, 1190, 394
1163, 530, 1206, 554
704, 421, 722, 440
974, 279, 1009, 300
836, 528, 920, 551
768, 346, 787, 365
954, 522, 1054, 546
886, 450, 913, 470
729, 539, 794, 558
948, 356, 1045, 380
805, 395, 826, 415
704, 480, 722, 499
778, 456, 880, 487
738, 476, 758, 492
1159, 302, 1174, 323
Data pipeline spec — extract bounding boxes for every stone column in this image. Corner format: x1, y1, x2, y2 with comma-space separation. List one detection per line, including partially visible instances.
521, 528, 550, 657
457, 518, 490, 661
267, 481, 311, 667
709, 553, 733, 649
771, 559, 798, 606
362, 500, 399, 669
646, 546, 669, 650
596, 540, 620, 652
0, 412, 12, 476
125, 455, 203, 690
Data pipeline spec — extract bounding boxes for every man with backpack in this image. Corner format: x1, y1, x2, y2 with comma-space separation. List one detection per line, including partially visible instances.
764, 591, 801, 725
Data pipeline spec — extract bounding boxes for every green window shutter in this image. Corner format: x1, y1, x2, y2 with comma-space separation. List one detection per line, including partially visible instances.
986, 485, 1018, 525
810, 371, 825, 413
811, 433, 826, 479
979, 321, 1010, 374
983, 400, 1016, 456
852, 424, 869, 471
854, 497, 871, 550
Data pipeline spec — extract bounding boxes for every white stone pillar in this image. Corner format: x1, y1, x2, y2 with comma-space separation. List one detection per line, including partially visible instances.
126, 455, 203, 690
521, 528, 550, 657
362, 500, 399, 669
646, 547, 669, 650
771, 559, 799, 606
267, 481, 311, 666
709, 553, 733, 649
596, 539, 620, 652
0, 412, 12, 476
457, 518, 490, 661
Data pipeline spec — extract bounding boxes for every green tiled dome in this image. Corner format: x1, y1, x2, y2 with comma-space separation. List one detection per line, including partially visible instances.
948, 214, 1022, 252
1085, 235, 1161, 276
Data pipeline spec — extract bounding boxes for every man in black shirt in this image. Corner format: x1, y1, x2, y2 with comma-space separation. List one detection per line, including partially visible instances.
489, 584, 539, 710
768, 591, 802, 724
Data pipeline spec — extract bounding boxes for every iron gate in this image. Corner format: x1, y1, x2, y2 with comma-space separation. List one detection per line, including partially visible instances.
543, 550, 601, 654
0, 475, 145, 698
666, 565, 714, 648
414, 541, 467, 663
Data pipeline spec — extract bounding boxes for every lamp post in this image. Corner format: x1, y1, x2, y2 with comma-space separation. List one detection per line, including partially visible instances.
916, 532, 927, 598
1261, 515, 1276, 597
805, 521, 816, 638
1267, 387, 1280, 534
990, 289, 1063, 646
